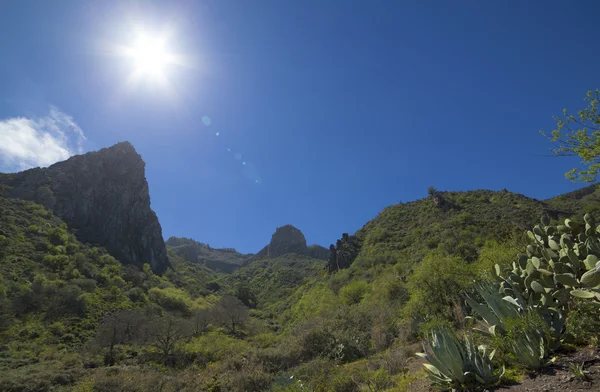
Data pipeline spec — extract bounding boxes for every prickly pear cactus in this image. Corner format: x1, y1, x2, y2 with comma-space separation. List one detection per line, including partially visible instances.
493, 213, 600, 311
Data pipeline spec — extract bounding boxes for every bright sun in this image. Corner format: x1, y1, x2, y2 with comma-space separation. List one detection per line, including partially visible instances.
124, 32, 174, 81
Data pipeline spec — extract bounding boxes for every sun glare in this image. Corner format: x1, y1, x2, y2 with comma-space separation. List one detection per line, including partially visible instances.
124, 32, 174, 81
109, 25, 189, 98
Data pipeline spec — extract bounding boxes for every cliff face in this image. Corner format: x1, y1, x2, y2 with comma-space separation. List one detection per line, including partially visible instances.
0, 142, 169, 273
253, 224, 329, 261
327, 233, 362, 273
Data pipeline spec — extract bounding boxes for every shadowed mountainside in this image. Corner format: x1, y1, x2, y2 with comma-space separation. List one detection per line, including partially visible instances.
0, 142, 169, 273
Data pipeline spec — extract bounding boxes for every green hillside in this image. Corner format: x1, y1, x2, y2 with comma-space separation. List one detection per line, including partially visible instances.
2, 183, 600, 392
166, 237, 249, 273
223, 253, 326, 314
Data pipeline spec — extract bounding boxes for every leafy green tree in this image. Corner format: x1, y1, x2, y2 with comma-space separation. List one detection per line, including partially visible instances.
403, 251, 475, 325
542, 89, 600, 182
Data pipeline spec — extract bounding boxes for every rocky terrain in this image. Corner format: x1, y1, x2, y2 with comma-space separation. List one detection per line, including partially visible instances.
0, 142, 169, 273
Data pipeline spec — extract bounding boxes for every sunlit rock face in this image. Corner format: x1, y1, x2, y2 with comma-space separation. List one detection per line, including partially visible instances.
0, 142, 169, 273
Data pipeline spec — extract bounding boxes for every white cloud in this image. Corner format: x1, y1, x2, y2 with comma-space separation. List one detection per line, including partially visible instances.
0, 107, 86, 172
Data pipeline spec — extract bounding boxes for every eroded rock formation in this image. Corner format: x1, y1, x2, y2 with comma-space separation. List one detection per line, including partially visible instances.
0, 142, 169, 273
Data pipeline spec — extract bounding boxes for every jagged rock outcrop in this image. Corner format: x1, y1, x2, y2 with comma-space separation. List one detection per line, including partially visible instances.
328, 233, 362, 273
0, 142, 169, 273
252, 224, 328, 262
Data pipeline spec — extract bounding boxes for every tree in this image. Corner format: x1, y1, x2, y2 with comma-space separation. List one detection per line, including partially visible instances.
93, 309, 145, 366
403, 251, 475, 325
542, 89, 600, 182
191, 308, 211, 336
427, 186, 437, 197
212, 295, 249, 335
144, 315, 193, 365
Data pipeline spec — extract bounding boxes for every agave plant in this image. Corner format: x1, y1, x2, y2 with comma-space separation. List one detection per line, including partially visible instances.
463, 281, 523, 336
463, 281, 557, 369
464, 281, 564, 344
416, 327, 503, 390
504, 325, 549, 370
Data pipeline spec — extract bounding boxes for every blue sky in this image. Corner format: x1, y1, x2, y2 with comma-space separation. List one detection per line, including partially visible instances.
0, 1, 599, 253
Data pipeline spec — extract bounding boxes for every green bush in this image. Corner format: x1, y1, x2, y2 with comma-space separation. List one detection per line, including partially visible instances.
565, 299, 600, 346
339, 280, 370, 305
148, 287, 193, 315
403, 251, 474, 325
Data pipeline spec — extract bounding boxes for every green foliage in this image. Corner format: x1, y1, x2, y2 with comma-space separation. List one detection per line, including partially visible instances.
184, 330, 251, 362
568, 362, 590, 381
224, 253, 325, 315
403, 251, 475, 324
564, 298, 600, 346
339, 280, 370, 305
491, 313, 552, 370
4, 177, 600, 391
490, 214, 600, 323
288, 282, 341, 325
474, 236, 526, 280
542, 89, 600, 182
148, 286, 194, 315
416, 327, 502, 390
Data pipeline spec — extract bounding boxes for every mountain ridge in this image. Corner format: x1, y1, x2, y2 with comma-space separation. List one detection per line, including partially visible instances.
0, 142, 169, 273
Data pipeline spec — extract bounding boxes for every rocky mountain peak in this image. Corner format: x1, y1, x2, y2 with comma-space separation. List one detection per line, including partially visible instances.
0, 142, 169, 273
252, 224, 328, 261
268, 224, 307, 257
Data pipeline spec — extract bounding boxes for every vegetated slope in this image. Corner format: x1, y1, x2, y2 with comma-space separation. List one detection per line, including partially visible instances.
0, 196, 222, 390
545, 183, 600, 216
166, 237, 249, 273
347, 188, 592, 273
0, 196, 144, 371
0, 142, 169, 273
3, 178, 600, 392
223, 253, 327, 314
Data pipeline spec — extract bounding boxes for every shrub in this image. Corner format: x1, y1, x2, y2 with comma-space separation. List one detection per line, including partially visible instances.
148, 287, 193, 315
403, 251, 475, 325
492, 313, 551, 370
339, 280, 370, 306
565, 299, 600, 347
